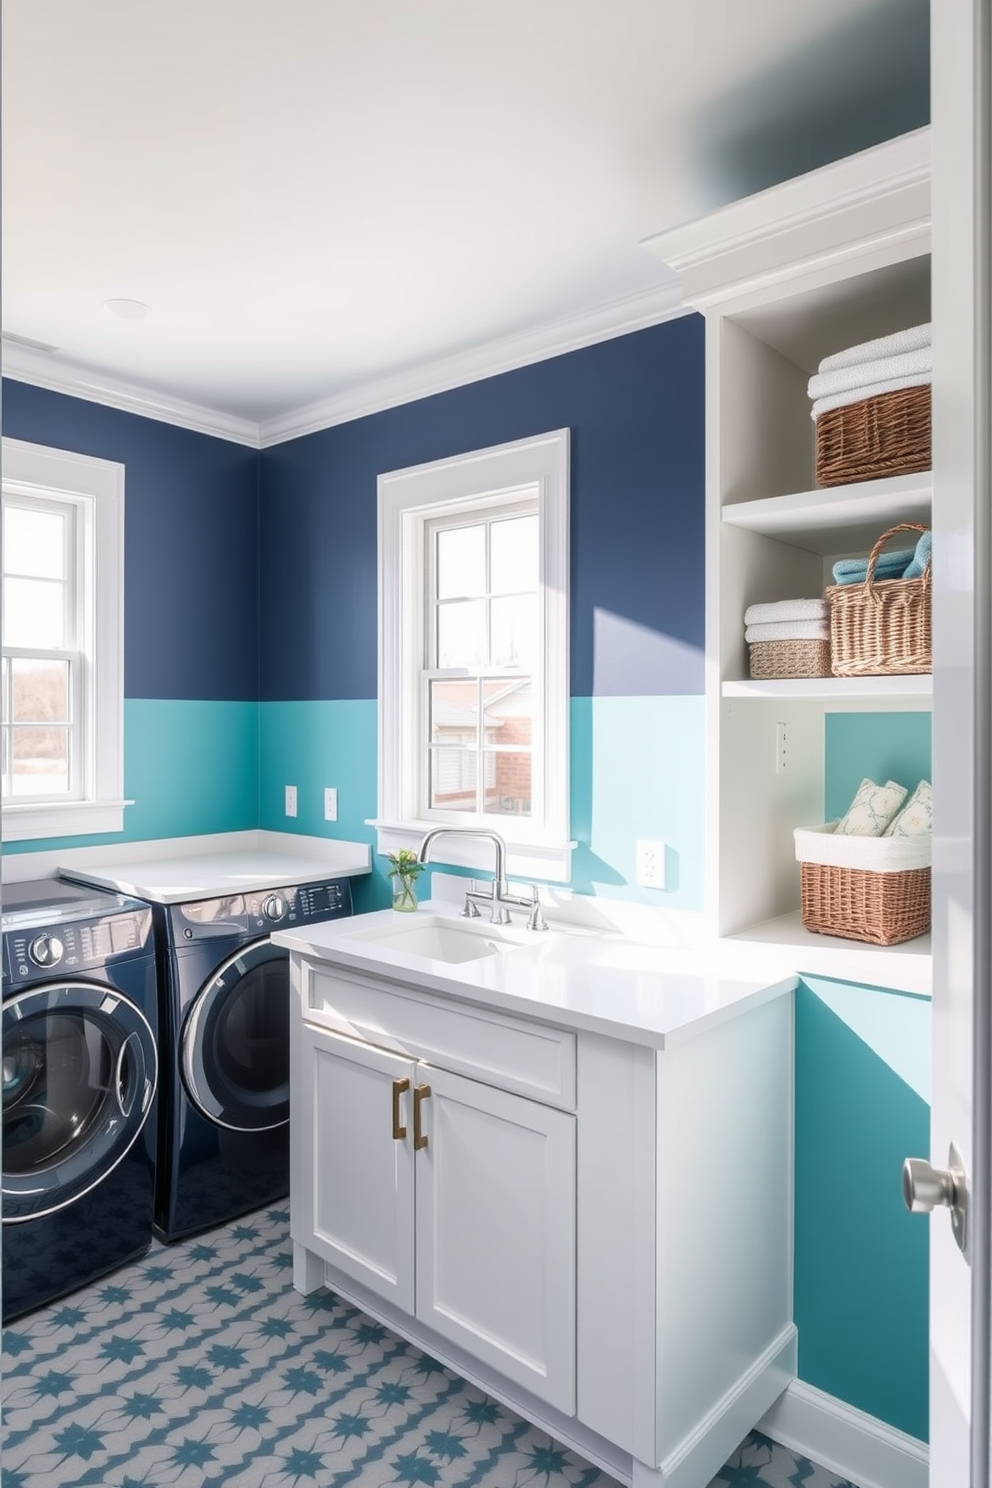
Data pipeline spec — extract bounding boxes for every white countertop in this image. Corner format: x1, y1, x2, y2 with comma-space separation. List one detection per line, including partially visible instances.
59, 846, 371, 904
273, 901, 796, 1050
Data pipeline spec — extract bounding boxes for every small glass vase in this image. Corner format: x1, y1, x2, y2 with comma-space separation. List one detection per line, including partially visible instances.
391, 876, 418, 912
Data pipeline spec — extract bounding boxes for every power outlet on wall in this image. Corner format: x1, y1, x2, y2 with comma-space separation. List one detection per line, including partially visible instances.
324, 787, 338, 822
635, 839, 666, 890
285, 785, 298, 818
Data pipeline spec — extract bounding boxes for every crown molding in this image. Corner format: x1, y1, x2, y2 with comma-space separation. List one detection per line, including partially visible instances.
643, 125, 931, 311
1, 277, 687, 453
257, 279, 687, 448
1, 341, 261, 448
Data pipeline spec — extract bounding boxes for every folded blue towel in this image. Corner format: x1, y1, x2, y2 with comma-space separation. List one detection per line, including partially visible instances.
831, 529, 932, 586
832, 548, 915, 585
903, 528, 932, 580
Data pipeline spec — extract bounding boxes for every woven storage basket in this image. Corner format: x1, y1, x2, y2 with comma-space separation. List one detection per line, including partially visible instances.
749, 639, 831, 679
815, 382, 931, 487
794, 823, 931, 945
826, 522, 931, 677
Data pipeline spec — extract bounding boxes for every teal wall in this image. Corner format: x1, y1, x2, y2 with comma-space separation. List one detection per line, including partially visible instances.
258, 695, 706, 913
794, 975, 930, 1440
3, 699, 259, 856
824, 711, 932, 820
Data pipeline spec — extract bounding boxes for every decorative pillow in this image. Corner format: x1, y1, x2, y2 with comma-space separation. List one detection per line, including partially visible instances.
882, 779, 933, 836
835, 778, 908, 836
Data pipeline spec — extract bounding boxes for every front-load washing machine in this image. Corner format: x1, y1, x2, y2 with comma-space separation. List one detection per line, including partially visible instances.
1, 878, 158, 1322
155, 877, 353, 1241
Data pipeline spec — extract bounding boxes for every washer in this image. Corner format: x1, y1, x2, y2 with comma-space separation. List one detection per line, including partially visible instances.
2, 878, 158, 1323
155, 878, 353, 1240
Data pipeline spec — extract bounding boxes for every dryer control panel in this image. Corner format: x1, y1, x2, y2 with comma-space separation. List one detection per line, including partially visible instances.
171, 879, 353, 943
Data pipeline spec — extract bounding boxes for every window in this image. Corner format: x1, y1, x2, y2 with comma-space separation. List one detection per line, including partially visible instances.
375, 430, 571, 882
2, 439, 126, 841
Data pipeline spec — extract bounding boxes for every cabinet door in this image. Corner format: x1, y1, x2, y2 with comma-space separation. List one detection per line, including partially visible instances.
413, 1064, 576, 1415
297, 1025, 416, 1312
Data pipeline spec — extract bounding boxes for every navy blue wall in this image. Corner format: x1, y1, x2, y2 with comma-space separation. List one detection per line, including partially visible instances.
2, 380, 260, 702
258, 316, 705, 702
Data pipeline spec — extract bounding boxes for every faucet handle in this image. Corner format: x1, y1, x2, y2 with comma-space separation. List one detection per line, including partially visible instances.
527, 886, 548, 932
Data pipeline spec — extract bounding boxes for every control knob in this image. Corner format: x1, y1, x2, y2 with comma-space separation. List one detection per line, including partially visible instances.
261, 893, 288, 923
29, 933, 65, 967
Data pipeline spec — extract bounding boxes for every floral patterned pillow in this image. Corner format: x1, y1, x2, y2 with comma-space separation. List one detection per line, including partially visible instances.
882, 779, 933, 836
835, 778, 908, 836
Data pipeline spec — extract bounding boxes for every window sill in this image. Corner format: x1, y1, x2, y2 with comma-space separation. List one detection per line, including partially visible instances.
2, 799, 134, 843
369, 820, 575, 885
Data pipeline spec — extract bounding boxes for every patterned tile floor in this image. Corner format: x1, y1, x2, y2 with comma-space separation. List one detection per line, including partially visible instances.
1, 1206, 856, 1488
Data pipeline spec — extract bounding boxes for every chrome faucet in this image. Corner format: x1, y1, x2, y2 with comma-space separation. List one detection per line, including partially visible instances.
417, 827, 546, 929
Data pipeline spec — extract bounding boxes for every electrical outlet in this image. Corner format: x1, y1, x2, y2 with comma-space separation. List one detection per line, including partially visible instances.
636, 839, 666, 890
285, 784, 297, 817
775, 721, 788, 774
324, 787, 338, 822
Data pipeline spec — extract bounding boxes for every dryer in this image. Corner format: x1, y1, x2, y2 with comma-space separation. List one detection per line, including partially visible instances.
1, 879, 158, 1322
156, 877, 353, 1241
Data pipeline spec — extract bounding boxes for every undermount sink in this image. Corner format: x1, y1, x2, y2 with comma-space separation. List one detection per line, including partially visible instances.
349, 914, 528, 965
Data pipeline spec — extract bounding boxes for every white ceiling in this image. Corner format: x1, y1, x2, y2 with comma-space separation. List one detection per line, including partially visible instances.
2, 0, 929, 438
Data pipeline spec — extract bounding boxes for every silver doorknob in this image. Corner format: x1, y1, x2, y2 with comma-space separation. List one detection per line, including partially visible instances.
902, 1141, 968, 1254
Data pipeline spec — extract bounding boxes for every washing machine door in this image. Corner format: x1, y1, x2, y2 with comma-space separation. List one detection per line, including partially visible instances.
181, 939, 290, 1132
2, 982, 157, 1223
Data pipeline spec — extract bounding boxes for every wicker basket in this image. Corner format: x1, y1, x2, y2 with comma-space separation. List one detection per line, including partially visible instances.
749, 639, 831, 679
815, 383, 931, 487
826, 522, 931, 677
794, 824, 931, 945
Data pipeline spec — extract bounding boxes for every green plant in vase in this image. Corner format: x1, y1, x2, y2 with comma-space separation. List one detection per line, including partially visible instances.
386, 849, 425, 912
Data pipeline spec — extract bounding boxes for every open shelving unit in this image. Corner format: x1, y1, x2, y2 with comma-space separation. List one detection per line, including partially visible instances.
645, 129, 933, 993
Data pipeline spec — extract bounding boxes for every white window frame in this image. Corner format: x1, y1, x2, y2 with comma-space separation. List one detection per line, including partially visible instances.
373, 429, 572, 883
2, 438, 128, 842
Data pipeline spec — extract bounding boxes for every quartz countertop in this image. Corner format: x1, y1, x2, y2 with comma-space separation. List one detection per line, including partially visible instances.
273, 901, 795, 1049
59, 846, 371, 904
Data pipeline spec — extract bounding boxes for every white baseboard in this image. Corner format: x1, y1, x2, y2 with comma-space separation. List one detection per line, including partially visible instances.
758, 1379, 928, 1488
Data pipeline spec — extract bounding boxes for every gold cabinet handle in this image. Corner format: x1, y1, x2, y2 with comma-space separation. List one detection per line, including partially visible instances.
391, 1077, 410, 1140
413, 1083, 431, 1151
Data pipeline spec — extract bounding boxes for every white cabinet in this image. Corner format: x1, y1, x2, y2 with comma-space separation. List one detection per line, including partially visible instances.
293, 982, 577, 1415
287, 945, 795, 1488
644, 127, 933, 993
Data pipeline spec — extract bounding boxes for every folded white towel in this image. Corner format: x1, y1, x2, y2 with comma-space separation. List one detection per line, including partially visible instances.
818, 322, 932, 374
744, 597, 828, 626
746, 620, 830, 643
811, 372, 931, 421
808, 347, 931, 401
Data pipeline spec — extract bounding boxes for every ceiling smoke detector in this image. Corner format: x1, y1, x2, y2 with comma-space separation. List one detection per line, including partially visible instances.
103, 298, 151, 321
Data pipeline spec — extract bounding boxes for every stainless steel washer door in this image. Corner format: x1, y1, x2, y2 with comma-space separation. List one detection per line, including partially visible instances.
2, 982, 157, 1222
180, 939, 290, 1133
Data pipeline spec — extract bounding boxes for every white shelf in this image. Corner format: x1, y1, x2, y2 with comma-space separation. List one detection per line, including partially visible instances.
721, 471, 932, 555
721, 911, 932, 998
722, 674, 932, 706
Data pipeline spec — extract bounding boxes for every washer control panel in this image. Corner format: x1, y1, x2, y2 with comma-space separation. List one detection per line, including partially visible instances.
4, 910, 152, 982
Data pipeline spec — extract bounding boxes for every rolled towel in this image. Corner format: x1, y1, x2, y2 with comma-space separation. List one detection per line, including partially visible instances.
903, 528, 932, 579
744, 597, 829, 626
818, 322, 931, 374
831, 547, 915, 585
745, 619, 830, 643
811, 371, 931, 421
808, 347, 931, 401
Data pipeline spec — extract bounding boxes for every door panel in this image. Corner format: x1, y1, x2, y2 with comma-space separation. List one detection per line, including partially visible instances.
414, 1063, 576, 1415
302, 1027, 416, 1311
931, 4, 985, 1482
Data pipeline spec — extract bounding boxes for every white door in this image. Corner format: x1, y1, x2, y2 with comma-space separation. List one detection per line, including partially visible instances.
299, 1026, 417, 1312
924, 7, 988, 1483
413, 1063, 577, 1415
